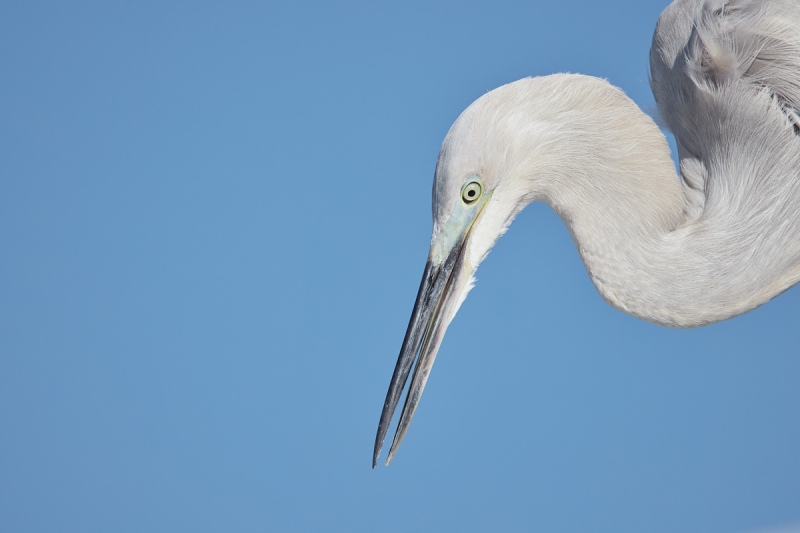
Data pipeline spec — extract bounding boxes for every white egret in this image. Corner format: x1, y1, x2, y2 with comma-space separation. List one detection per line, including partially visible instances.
374, 0, 800, 467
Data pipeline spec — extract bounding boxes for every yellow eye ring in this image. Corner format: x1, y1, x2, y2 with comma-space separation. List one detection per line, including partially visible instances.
461, 180, 482, 205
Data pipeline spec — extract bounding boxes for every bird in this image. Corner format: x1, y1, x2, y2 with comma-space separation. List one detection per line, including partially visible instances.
373, 0, 800, 468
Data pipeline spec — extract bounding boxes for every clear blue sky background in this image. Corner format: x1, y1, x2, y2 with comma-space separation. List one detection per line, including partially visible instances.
2, 1, 799, 532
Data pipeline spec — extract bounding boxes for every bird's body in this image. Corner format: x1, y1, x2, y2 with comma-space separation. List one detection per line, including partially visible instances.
375, 0, 800, 466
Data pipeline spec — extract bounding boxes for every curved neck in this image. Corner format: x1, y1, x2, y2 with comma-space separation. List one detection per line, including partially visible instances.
509, 75, 799, 327
531, 78, 687, 247
528, 77, 690, 324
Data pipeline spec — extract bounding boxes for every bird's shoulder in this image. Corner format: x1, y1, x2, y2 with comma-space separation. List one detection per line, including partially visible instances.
649, 0, 800, 217
651, 0, 800, 140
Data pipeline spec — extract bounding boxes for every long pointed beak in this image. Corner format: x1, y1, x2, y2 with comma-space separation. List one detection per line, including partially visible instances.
373, 201, 484, 467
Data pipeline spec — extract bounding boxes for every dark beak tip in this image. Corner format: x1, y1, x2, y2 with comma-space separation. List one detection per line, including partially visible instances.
374, 234, 466, 465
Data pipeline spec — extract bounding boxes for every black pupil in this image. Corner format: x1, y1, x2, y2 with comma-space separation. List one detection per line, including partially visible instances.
467, 189, 476, 198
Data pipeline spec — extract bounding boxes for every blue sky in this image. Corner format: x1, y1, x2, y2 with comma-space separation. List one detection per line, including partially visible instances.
2, 1, 799, 532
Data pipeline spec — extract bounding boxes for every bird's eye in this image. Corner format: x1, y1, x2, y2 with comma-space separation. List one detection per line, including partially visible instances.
461, 181, 482, 205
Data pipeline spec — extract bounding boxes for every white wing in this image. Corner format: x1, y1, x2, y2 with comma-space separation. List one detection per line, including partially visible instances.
650, 0, 800, 219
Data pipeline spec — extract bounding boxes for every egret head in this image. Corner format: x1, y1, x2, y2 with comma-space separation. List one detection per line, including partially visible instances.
374, 80, 539, 467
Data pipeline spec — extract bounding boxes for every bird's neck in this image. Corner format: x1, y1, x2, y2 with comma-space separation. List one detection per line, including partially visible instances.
527, 77, 687, 324
507, 75, 797, 327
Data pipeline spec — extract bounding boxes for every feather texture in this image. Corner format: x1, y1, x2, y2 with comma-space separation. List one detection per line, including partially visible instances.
433, 0, 800, 327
